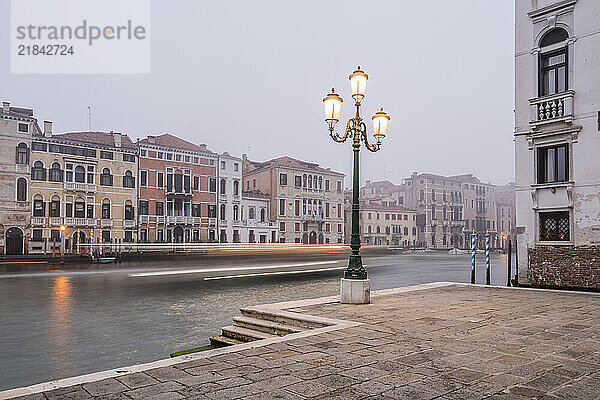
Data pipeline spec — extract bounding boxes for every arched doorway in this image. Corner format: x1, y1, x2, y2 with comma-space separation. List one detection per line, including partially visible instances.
6, 227, 23, 255
309, 231, 317, 244
173, 226, 184, 243
72, 231, 87, 252
302, 233, 308, 244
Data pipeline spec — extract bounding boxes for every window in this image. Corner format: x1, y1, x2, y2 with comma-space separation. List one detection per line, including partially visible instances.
260, 208, 265, 222
16, 143, 29, 164
33, 197, 45, 216
49, 162, 63, 182
325, 179, 330, 191
166, 153, 172, 160
65, 203, 73, 217
234, 163, 239, 171
220, 203, 226, 220
233, 180, 239, 195
318, 176, 323, 190
140, 170, 147, 187
279, 199, 285, 216
175, 154, 182, 161
100, 168, 113, 186
279, 173, 287, 186
87, 204, 93, 218
16, 178, 27, 201
32, 229, 42, 242
303, 174, 307, 187
75, 166, 85, 183
74, 201, 85, 218
249, 207, 256, 220
157, 152, 164, 159
221, 161, 226, 169
184, 175, 191, 193
123, 154, 135, 162
539, 28, 569, 97
31, 161, 46, 181
192, 204, 201, 217
87, 166, 94, 183
537, 144, 568, 184
539, 211, 569, 241
184, 155, 190, 163
209, 178, 216, 193
208, 205, 217, 218
50, 199, 60, 217
220, 179, 226, 194
100, 151, 113, 160
124, 231, 133, 243
193, 176, 199, 191
336, 180, 342, 192
101, 200, 111, 219
125, 203, 135, 220
139, 200, 148, 216
157, 172, 164, 188
123, 170, 135, 188
308, 175, 312, 188
279, 222, 286, 232
325, 203, 330, 218
295, 175, 302, 187
233, 205, 239, 221
18, 123, 29, 133
295, 200, 300, 216
156, 201, 164, 216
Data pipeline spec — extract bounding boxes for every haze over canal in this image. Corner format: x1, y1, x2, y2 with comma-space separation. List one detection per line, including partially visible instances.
0, 252, 509, 391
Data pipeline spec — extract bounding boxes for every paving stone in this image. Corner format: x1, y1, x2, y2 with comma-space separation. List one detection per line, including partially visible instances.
145, 366, 193, 382
124, 381, 186, 400
443, 367, 488, 384
81, 378, 129, 396
117, 372, 160, 389
45, 386, 93, 400
244, 389, 304, 400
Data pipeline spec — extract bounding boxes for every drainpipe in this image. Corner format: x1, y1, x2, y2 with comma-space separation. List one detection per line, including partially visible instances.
216, 154, 220, 243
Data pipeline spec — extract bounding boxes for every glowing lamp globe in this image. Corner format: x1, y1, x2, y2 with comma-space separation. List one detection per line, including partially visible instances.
372, 108, 390, 143
323, 88, 343, 130
349, 66, 368, 104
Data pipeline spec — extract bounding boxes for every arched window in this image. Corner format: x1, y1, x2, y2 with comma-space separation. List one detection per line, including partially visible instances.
318, 176, 323, 190
123, 170, 135, 188
233, 180, 239, 195
50, 195, 60, 217
308, 175, 312, 189
539, 28, 569, 96
49, 162, 63, 182
233, 205, 239, 221
260, 208, 265, 222
302, 174, 307, 187
102, 199, 111, 219
376, 226, 380, 234
249, 207, 255, 220
367, 225, 371, 234
124, 200, 134, 220
431, 189, 436, 201
74, 198, 85, 218
16, 143, 29, 164
220, 179, 226, 194
16, 178, 27, 201
404, 226, 409, 235
31, 161, 46, 181
419, 190, 424, 201
220, 203, 226, 220
74, 166, 85, 183
313, 175, 318, 189
412, 227, 417, 236
100, 168, 113, 186
33, 194, 45, 216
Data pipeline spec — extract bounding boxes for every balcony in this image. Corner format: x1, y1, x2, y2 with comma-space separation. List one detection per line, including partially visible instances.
302, 213, 325, 222
243, 220, 274, 228
64, 182, 97, 192
530, 91, 574, 129
193, 217, 201, 225
431, 219, 438, 227
101, 219, 113, 228
139, 215, 150, 224
32, 217, 45, 226
208, 217, 216, 226
49, 217, 62, 226
165, 187, 192, 197
156, 216, 165, 224
451, 220, 465, 227
124, 220, 136, 228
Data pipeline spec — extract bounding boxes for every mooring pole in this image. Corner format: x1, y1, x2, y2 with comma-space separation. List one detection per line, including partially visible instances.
485, 231, 490, 285
507, 239, 512, 287
514, 235, 519, 286
471, 232, 476, 284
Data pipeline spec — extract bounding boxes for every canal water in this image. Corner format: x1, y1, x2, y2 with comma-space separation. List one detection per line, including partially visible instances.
0, 252, 509, 391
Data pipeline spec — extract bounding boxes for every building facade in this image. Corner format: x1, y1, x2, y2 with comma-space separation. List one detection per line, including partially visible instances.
138, 134, 218, 243
515, 0, 600, 288
0, 102, 39, 255
28, 130, 138, 253
242, 155, 345, 244
217, 152, 242, 243
241, 192, 277, 243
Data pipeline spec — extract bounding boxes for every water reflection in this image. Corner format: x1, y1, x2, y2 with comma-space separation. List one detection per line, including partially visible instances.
49, 276, 73, 376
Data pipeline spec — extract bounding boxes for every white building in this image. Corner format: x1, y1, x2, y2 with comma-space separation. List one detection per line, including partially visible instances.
515, 0, 600, 288
217, 152, 242, 243
241, 192, 277, 243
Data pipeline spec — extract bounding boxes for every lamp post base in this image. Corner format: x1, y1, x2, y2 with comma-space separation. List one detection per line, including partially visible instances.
340, 278, 371, 304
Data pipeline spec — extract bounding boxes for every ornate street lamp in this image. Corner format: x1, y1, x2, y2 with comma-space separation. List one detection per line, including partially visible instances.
323, 66, 389, 304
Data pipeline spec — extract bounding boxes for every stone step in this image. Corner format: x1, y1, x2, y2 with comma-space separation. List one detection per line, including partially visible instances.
221, 325, 275, 342
209, 335, 244, 347
240, 308, 328, 330
233, 316, 305, 336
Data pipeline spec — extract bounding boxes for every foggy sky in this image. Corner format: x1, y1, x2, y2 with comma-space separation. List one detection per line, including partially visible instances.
0, 0, 515, 187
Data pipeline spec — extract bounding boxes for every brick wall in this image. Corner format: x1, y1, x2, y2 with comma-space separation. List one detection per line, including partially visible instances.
528, 245, 600, 289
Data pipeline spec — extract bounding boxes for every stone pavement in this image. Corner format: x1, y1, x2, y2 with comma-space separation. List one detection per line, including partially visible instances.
8, 283, 600, 399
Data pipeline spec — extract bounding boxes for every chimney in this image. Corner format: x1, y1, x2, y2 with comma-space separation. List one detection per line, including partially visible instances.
43, 121, 53, 137
147, 135, 155, 144
242, 153, 248, 162
366, 180, 371, 186
2, 102, 9, 113
112, 131, 122, 148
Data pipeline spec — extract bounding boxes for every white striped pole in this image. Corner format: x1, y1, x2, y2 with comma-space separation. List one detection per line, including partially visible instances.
485, 231, 490, 285
99, 232, 103, 256
470, 232, 476, 284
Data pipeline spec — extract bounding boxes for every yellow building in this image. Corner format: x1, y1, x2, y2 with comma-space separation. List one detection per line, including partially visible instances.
29, 128, 138, 254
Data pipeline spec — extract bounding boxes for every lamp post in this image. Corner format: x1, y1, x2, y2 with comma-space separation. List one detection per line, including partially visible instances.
323, 66, 390, 304
59, 225, 66, 257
